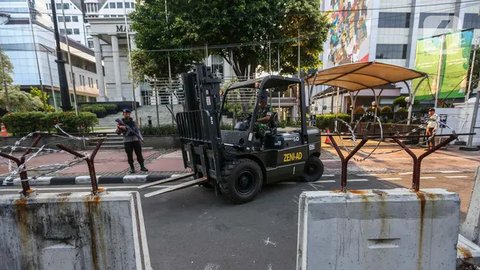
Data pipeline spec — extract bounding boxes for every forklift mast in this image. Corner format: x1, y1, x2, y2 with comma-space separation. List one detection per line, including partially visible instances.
177, 65, 223, 181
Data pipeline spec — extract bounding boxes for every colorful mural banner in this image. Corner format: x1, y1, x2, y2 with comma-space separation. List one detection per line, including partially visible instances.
414, 30, 473, 101
325, 0, 371, 67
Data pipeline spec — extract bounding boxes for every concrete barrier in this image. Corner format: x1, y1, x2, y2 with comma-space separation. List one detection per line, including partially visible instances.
461, 166, 480, 244
0, 191, 151, 270
297, 188, 460, 270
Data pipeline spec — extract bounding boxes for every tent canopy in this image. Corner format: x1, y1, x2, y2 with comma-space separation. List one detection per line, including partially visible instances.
228, 75, 301, 91
307, 61, 427, 91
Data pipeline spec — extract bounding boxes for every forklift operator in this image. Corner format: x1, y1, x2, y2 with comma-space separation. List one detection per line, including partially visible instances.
256, 95, 272, 124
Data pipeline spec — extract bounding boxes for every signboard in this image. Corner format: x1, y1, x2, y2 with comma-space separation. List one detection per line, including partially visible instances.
325, 0, 371, 67
440, 30, 473, 99
439, 114, 447, 129
414, 30, 473, 101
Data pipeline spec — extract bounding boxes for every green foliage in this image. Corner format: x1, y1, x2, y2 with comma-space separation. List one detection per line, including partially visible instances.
380, 106, 392, 114
220, 123, 233, 130
0, 49, 13, 86
130, 0, 328, 78
80, 104, 107, 117
30, 87, 54, 112
0, 87, 43, 112
393, 96, 407, 108
140, 124, 177, 136
279, 119, 301, 128
315, 113, 351, 130
394, 107, 409, 121
1, 112, 98, 135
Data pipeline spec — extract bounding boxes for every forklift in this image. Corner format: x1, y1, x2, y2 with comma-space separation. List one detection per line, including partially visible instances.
140, 65, 324, 203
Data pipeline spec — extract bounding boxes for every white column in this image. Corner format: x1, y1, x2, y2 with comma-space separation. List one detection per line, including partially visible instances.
92, 35, 107, 101
110, 34, 124, 100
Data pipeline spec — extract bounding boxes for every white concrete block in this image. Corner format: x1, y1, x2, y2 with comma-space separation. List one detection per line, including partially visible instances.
0, 191, 151, 270
297, 188, 460, 270
461, 167, 480, 244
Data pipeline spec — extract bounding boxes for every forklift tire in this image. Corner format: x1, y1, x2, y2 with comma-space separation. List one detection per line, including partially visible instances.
302, 156, 324, 182
220, 159, 263, 204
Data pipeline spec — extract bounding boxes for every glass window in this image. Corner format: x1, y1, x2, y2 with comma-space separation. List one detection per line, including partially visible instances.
132, 2, 135, 8
74, 28, 80, 34
72, 16, 78, 22
45, 3, 49, 9
376, 44, 408, 59
104, 15, 110, 17
117, 2, 123, 8
378, 12, 410, 28
125, 2, 130, 8
419, 13, 454, 29
109, 2, 115, 8
104, 3, 109, 8
111, 15, 116, 17
59, 29, 65, 34
64, 16, 71, 22
58, 16, 64, 22
66, 28, 73, 35
64, 3, 69, 9
88, 40, 94, 48
464, 13, 480, 29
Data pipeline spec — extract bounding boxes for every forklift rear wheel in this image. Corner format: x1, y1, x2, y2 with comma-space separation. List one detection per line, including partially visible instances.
302, 156, 324, 182
221, 159, 263, 204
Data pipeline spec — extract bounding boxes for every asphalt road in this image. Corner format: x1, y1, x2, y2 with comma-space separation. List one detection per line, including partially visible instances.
0, 171, 474, 270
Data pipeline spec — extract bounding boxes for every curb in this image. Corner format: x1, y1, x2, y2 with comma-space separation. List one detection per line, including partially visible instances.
0, 174, 172, 186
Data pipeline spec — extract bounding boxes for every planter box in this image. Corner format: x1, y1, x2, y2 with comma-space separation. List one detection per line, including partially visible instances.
142, 135, 180, 149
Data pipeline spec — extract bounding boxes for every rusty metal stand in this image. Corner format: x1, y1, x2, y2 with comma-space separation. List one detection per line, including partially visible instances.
328, 135, 369, 192
0, 135, 42, 196
392, 134, 458, 191
57, 139, 104, 195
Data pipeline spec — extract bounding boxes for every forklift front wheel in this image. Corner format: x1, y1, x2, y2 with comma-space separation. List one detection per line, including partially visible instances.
220, 159, 263, 204
302, 156, 324, 182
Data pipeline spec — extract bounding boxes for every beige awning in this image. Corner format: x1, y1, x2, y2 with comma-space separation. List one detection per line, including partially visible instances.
307, 61, 427, 91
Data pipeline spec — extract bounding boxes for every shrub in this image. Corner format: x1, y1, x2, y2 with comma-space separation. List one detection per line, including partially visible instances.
80, 104, 107, 118
1, 112, 46, 134
220, 123, 233, 130
140, 124, 177, 136
393, 96, 407, 108
316, 113, 351, 131
395, 107, 409, 121
379, 106, 393, 121
1, 111, 98, 135
102, 104, 118, 114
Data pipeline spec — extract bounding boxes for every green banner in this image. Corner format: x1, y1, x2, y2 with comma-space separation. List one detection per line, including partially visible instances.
440, 30, 473, 99
414, 30, 473, 101
414, 36, 443, 101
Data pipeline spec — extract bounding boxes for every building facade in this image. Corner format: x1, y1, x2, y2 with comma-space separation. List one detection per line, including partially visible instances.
313, 0, 480, 114
0, 0, 100, 109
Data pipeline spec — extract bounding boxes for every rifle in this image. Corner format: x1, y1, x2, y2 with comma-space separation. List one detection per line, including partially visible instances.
115, 118, 144, 142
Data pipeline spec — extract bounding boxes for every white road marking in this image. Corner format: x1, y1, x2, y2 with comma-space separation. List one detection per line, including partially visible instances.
420, 176, 436, 179
263, 237, 277, 247
399, 172, 413, 175
379, 178, 403, 181
349, 179, 369, 182
204, 263, 220, 270
445, 175, 469, 179
356, 173, 383, 176
314, 180, 336, 183
440, 171, 462, 174
0, 185, 169, 192
322, 174, 335, 177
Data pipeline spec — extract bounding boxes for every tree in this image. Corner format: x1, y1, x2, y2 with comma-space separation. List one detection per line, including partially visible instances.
130, 0, 328, 79
0, 87, 43, 112
30, 87, 54, 112
0, 49, 42, 112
